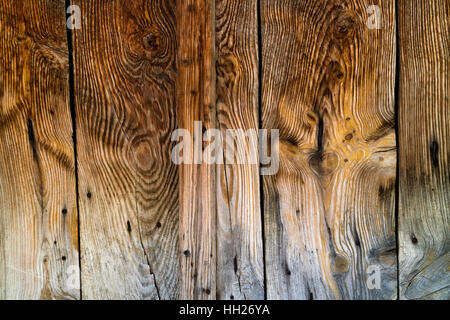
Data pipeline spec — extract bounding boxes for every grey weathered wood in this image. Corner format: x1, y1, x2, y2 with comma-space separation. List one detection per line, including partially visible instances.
398, 0, 449, 300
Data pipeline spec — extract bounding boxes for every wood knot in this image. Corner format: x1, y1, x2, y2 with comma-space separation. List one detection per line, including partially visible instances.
143, 32, 160, 52
333, 255, 349, 273
132, 139, 153, 172
126, 24, 172, 68
334, 12, 357, 40
309, 152, 340, 176
329, 61, 345, 82
127, 20, 175, 68
217, 54, 238, 84
430, 140, 439, 168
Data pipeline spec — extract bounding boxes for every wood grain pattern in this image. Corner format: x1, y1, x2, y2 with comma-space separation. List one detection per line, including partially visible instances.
0, 0, 448, 301
72, 0, 179, 299
398, 0, 449, 300
0, 0, 79, 299
261, 0, 397, 299
176, 0, 217, 300
215, 0, 264, 300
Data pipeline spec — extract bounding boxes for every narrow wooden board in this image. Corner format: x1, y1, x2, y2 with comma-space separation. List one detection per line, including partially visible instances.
398, 0, 449, 300
176, 0, 217, 300
72, 0, 179, 299
215, 0, 264, 300
261, 0, 397, 299
0, 0, 79, 299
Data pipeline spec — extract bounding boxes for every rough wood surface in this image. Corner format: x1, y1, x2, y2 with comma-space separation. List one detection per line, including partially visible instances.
261, 0, 397, 299
0, 0, 79, 299
215, 0, 264, 300
398, 0, 449, 300
0, 0, 448, 301
72, 0, 179, 299
177, 0, 217, 299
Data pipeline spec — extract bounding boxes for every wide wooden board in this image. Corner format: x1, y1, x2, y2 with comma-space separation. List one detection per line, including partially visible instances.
261, 0, 397, 299
72, 0, 179, 299
0, 0, 79, 299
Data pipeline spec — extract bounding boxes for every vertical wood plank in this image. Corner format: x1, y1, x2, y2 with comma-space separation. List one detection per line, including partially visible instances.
398, 0, 449, 300
215, 0, 264, 300
0, 0, 79, 299
72, 0, 179, 299
261, 0, 397, 299
177, 0, 217, 300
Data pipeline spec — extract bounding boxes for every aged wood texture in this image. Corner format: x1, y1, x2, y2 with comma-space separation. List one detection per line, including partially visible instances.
215, 0, 264, 300
1, 0, 449, 301
261, 0, 397, 299
398, 0, 449, 300
0, 0, 79, 299
72, 0, 179, 299
177, 0, 217, 299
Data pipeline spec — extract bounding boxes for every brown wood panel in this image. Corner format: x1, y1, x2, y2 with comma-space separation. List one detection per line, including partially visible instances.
215, 0, 264, 300
0, 0, 79, 299
72, 0, 179, 299
261, 0, 397, 299
398, 0, 449, 300
1, 0, 448, 301
176, 0, 217, 300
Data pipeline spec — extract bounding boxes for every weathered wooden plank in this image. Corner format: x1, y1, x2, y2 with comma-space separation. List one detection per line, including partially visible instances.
261, 0, 397, 299
0, 0, 79, 299
176, 0, 217, 300
215, 0, 264, 300
72, 0, 179, 299
398, 0, 449, 300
